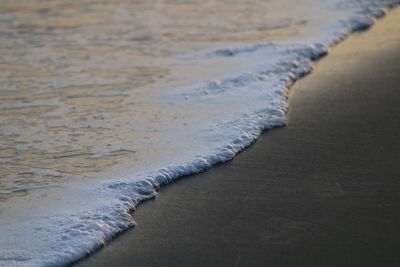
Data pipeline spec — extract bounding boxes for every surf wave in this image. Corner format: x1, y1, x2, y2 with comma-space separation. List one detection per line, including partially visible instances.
0, 1, 398, 266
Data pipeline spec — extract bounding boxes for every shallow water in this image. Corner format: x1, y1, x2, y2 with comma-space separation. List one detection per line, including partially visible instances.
0, 0, 325, 202
0, 0, 398, 266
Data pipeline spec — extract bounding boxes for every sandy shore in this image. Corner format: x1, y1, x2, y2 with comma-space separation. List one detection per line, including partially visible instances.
76, 8, 400, 267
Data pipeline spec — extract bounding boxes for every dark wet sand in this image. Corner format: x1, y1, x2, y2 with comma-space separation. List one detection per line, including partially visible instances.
76, 8, 400, 267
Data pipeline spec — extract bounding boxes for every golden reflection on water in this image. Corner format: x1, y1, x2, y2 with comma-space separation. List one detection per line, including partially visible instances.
0, 0, 308, 202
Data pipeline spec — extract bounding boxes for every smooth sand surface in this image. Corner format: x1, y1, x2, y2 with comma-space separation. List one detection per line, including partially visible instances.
76, 8, 400, 267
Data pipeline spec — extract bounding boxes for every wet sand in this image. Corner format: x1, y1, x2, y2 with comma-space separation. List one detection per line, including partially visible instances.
76, 8, 400, 267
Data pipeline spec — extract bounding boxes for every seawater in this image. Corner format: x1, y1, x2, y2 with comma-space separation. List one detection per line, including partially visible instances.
0, 0, 398, 266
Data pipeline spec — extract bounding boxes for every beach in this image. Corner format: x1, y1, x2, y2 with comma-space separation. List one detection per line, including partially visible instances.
75, 7, 400, 267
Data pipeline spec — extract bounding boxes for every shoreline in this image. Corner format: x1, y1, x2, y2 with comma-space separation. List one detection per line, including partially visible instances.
76, 8, 400, 267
